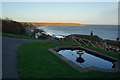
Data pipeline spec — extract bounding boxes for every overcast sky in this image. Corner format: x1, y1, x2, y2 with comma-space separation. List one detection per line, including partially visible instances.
2, 2, 118, 25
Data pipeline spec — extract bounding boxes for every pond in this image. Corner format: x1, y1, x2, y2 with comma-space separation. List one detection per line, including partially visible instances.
58, 50, 114, 69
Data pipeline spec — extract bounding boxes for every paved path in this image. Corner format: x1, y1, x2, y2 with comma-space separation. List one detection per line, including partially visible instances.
2, 37, 48, 79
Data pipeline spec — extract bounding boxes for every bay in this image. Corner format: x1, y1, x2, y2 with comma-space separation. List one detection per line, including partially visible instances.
38, 25, 118, 40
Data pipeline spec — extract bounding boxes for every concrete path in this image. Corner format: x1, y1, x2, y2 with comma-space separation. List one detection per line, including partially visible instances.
2, 37, 48, 79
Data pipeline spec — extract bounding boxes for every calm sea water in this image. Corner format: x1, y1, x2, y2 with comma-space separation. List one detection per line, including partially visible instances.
38, 25, 118, 40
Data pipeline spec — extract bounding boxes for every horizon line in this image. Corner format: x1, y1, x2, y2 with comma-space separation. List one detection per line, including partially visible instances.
18, 21, 118, 25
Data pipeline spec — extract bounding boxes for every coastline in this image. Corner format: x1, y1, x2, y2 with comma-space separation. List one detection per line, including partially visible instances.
20, 22, 85, 27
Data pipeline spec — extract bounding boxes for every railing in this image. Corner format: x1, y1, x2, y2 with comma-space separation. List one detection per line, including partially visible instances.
59, 36, 120, 53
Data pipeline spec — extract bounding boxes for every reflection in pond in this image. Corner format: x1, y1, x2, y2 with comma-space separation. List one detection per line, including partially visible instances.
112, 63, 115, 68
58, 50, 113, 69
76, 57, 85, 63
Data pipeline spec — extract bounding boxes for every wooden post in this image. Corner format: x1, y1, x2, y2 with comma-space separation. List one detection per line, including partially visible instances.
104, 44, 112, 51
89, 41, 96, 47
79, 38, 89, 46
95, 42, 103, 49
72, 37, 81, 45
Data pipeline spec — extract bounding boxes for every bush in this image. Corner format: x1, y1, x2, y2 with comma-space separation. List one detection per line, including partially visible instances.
2, 18, 26, 35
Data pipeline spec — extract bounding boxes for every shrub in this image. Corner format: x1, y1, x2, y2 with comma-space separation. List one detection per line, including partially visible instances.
2, 18, 26, 35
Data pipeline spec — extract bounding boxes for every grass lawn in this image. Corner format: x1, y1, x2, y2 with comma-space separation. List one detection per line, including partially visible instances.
80, 44, 120, 59
2, 33, 39, 40
18, 41, 120, 78
3, 32, 120, 58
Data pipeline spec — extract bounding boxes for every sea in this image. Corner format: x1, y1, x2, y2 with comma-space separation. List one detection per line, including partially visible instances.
37, 25, 119, 40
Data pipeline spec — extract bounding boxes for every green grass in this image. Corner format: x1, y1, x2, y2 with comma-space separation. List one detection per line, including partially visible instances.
80, 44, 120, 59
2, 33, 39, 40
18, 41, 120, 78
2, 33, 120, 59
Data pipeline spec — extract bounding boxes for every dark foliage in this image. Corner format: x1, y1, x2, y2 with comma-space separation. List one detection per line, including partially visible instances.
105, 40, 120, 48
2, 18, 26, 35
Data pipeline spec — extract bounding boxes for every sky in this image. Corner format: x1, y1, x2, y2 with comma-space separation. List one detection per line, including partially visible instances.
2, 2, 118, 25
1, 0, 120, 2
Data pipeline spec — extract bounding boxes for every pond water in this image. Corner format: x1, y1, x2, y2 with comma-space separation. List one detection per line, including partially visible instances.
58, 50, 113, 69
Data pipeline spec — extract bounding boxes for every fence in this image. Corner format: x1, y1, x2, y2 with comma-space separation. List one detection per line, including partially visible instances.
59, 36, 120, 53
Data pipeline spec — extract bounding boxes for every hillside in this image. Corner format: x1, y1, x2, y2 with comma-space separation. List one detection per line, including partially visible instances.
20, 22, 85, 27
2, 19, 26, 35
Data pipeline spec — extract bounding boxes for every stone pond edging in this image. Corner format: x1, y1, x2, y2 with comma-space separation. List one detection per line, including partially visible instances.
48, 46, 120, 72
